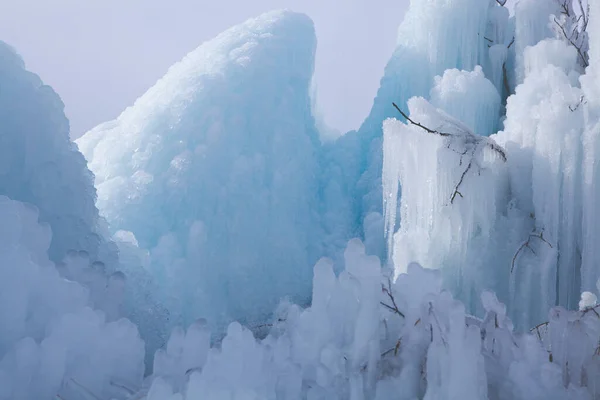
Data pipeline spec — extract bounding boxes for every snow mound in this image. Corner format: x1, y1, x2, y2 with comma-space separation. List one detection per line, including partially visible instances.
77, 10, 323, 330
0, 41, 116, 265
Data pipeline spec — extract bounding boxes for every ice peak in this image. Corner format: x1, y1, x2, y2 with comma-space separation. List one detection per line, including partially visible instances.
76, 10, 322, 335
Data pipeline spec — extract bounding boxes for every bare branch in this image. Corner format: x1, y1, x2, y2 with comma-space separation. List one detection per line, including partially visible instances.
489, 141, 507, 162
554, 16, 589, 67
577, 0, 588, 29
530, 321, 550, 339
428, 303, 448, 347
380, 301, 403, 316
66, 379, 102, 400
569, 95, 587, 112
392, 103, 506, 205
381, 337, 403, 358
559, 0, 570, 17
392, 102, 450, 137
450, 157, 473, 204
511, 230, 554, 273
507, 36, 515, 49
381, 276, 405, 318
581, 304, 600, 318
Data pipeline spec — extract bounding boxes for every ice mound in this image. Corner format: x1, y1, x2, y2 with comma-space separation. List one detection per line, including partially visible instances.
0, 41, 116, 265
138, 239, 600, 400
77, 10, 324, 330
0, 196, 145, 400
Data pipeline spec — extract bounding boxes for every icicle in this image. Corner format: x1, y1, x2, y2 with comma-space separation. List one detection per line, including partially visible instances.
513, 0, 561, 84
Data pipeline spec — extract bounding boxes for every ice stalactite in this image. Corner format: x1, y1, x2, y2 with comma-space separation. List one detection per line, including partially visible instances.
384, 96, 509, 316
581, 0, 600, 296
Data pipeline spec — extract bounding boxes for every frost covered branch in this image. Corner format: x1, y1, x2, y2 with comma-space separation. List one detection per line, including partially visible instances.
392, 102, 506, 205
553, 0, 590, 67
392, 102, 506, 161
511, 230, 553, 273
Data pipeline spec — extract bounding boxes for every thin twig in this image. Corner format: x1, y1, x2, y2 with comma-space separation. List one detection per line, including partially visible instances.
451, 158, 473, 204
381, 337, 403, 358
507, 36, 515, 49
68, 379, 102, 400
391, 102, 506, 161
511, 230, 553, 273
392, 102, 450, 137
392, 102, 506, 207
569, 95, 587, 112
554, 17, 589, 67
428, 303, 448, 347
381, 282, 405, 318
530, 321, 550, 340
581, 304, 600, 317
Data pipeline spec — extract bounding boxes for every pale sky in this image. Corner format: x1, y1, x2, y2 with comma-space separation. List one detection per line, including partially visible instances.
0, 0, 409, 138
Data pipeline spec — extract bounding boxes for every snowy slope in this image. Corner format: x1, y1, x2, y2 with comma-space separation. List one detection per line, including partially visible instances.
77, 10, 324, 330
0, 41, 116, 265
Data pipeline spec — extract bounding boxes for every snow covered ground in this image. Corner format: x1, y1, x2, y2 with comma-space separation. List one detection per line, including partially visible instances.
2, 0, 600, 398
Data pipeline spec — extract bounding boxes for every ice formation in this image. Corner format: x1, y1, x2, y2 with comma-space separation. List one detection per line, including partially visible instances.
0, 41, 117, 265
77, 10, 325, 331
326, 0, 505, 262
133, 1, 600, 397
4, 0, 600, 398
383, 0, 600, 330
0, 196, 145, 400
129, 240, 600, 400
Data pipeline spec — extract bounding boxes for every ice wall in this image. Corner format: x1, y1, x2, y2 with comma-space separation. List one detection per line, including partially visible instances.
0, 41, 116, 265
496, 38, 585, 318
384, 0, 600, 328
77, 11, 324, 331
